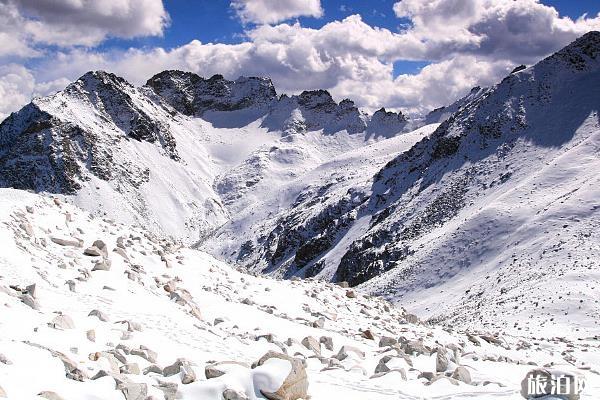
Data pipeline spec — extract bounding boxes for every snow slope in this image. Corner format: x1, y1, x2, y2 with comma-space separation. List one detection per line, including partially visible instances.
205, 32, 600, 338
0, 188, 598, 399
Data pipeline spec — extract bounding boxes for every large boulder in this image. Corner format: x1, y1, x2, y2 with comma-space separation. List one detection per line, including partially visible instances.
451, 366, 471, 384
254, 351, 308, 400
300, 336, 321, 357
334, 345, 365, 361
50, 236, 82, 247
436, 347, 449, 372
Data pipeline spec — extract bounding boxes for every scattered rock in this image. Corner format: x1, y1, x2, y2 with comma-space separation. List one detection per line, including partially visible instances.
223, 388, 249, 400
118, 382, 147, 400
345, 290, 356, 298
301, 336, 321, 356
0, 353, 12, 365
113, 247, 129, 261
84, 246, 104, 257
451, 366, 471, 384
402, 339, 429, 356
163, 359, 185, 377
92, 259, 111, 271
319, 336, 334, 351
88, 309, 109, 322
180, 361, 196, 384
436, 347, 449, 372
520, 368, 583, 400
50, 236, 82, 247
361, 329, 375, 340
37, 391, 65, 400
379, 336, 398, 347
418, 371, 436, 382
205, 361, 249, 379
334, 345, 365, 361
120, 363, 141, 375
20, 293, 40, 310
130, 346, 156, 363
154, 381, 178, 400
86, 329, 96, 342
25, 283, 37, 298
467, 334, 481, 346
405, 313, 419, 324
49, 314, 75, 330
311, 317, 325, 329
144, 365, 163, 375
428, 375, 459, 386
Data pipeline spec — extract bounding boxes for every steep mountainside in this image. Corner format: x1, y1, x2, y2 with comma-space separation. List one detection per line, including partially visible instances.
208, 32, 600, 335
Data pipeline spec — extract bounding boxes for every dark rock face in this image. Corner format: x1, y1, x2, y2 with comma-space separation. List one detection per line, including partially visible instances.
70, 71, 179, 160
546, 30, 600, 71
367, 108, 407, 136
232, 31, 600, 288
146, 70, 277, 116
147, 71, 371, 134
264, 91, 367, 135
0, 71, 178, 194
0, 104, 91, 194
244, 186, 369, 277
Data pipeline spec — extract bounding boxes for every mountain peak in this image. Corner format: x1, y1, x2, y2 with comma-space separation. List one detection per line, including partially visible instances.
146, 70, 277, 116
70, 70, 132, 92
542, 30, 600, 71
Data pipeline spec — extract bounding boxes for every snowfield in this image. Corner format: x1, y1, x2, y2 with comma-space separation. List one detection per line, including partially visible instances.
0, 189, 598, 399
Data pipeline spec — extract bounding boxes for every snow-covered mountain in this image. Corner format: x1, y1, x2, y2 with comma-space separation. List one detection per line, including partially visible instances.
0, 188, 597, 399
205, 31, 600, 335
0, 70, 410, 246
0, 32, 599, 342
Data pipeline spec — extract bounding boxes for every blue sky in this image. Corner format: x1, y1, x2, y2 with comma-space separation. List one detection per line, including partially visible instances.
1, 0, 600, 119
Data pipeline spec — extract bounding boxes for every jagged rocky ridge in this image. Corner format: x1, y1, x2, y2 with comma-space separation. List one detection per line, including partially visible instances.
146, 70, 406, 134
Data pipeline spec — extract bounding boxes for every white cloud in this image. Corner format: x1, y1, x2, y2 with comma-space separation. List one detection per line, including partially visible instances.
0, 64, 35, 120
231, 0, 323, 25
0, 0, 169, 49
393, 0, 600, 62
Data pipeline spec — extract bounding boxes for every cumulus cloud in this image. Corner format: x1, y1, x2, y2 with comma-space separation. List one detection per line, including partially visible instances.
231, 0, 323, 25
393, 0, 600, 62
0, 64, 35, 120
0, 0, 169, 49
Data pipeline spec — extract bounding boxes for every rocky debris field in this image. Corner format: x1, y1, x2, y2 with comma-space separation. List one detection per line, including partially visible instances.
0, 188, 598, 399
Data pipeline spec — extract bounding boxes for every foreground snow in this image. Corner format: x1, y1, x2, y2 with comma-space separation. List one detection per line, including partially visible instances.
0, 188, 598, 399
